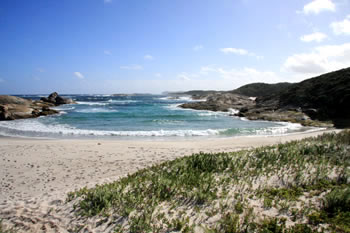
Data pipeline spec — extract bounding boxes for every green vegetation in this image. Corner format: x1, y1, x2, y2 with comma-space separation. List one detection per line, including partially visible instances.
230, 82, 292, 97
67, 130, 350, 232
278, 67, 350, 127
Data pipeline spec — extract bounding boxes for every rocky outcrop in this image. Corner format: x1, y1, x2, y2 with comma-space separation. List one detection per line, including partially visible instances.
180, 67, 350, 128
0, 95, 32, 105
41, 92, 75, 105
0, 92, 75, 121
180, 93, 255, 112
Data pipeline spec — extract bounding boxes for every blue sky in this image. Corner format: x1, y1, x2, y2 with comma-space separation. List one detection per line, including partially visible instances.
0, 0, 349, 94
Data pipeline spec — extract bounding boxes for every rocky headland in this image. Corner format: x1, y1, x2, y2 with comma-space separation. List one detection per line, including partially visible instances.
0, 92, 75, 121
180, 67, 350, 128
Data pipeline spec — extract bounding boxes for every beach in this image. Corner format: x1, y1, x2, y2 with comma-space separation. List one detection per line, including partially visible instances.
0, 129, 340, 232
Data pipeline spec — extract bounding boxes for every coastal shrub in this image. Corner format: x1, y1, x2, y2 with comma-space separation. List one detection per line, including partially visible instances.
67, 130, 350, 232
323, 187, 350, 215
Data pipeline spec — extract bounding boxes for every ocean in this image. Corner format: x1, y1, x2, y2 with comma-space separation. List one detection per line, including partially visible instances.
0, 94, 316, 139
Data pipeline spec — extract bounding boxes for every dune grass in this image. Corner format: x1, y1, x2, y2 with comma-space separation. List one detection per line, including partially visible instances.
67, 130, 350, 232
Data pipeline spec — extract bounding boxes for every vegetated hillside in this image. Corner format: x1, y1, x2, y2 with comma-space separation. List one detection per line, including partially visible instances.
64, 131, 350, 233
230, 82, 293, 97
168, 90, 221, 97
276, 67, 350, 125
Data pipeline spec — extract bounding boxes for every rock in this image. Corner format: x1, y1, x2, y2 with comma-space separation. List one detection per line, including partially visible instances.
0, 95, 31, 105
55, 96, 75, 105
1, 104, 36, 120
48, 92, 59, 102
41, 92, 76, 106
0, 92, 73, 121
180, 93, 255, 112
0, 105, 10, 120
40, 106, 59, 116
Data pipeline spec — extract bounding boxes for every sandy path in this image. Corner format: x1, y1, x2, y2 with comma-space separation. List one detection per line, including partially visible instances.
0, 129, 339, 232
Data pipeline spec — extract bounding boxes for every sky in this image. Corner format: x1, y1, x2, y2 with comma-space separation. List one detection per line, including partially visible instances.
0, 0, 349, 94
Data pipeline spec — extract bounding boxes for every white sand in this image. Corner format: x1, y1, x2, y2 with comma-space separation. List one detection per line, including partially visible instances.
0, 129, 339, 232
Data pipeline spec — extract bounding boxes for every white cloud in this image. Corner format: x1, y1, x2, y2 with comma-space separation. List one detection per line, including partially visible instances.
104, 0, 112, 3
120, 65, 143, 70
220, 48, 263, 59
177, 72, 199, 81
302, 0, 336, 14
104, 50, 112, 55
144, 55, 154, 60
155, 73, 162, 78
284, 43, 350, 75
300, 32, 327, 42
330, 15, 350, 35
220, 47, 248, 55
79, 66, 286, 94
74, 72, 85, 79
200, 66, 280, 84
193, 45, 204, 51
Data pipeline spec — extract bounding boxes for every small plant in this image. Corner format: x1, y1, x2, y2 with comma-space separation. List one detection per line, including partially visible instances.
65, 130, 350, 232
263, 197, 273, 209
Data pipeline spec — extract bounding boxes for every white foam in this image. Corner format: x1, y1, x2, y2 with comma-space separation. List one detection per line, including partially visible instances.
0, 119, 223, 137
198, 111, 227, 117
163, 104, 182, 111
93, 94, 112, 97
163, 104, 231, 118
255, 122, 304, 135
228, 108, 239, 115
76, 101, 108, 106
52, 106, 76, 111
107, 99, 138, 104
158, 96, 206, 102
75, 108, 118, 113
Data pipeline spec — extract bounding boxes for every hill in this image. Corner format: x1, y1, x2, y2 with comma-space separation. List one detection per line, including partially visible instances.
230, 82, 292, 97
276, 68, 350, 126
180, 67, 350, 128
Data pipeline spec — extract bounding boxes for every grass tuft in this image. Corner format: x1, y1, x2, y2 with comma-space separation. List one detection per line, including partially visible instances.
66, 130, 350, 232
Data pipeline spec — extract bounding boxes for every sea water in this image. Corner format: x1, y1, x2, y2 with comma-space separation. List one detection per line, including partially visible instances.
0, 94, 316, 139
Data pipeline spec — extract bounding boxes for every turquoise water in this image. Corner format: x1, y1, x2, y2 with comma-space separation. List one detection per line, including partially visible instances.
0, 95, 313, 139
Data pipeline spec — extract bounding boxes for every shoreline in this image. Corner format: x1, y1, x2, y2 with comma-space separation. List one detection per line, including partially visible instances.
0, 121, 330, 142
0, 129, 341, 232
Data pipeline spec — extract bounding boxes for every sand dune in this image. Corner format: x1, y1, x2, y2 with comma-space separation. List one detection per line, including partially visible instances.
0, 129, 339, 232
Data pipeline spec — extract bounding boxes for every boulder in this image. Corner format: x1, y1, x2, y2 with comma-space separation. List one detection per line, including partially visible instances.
40, 106, 59, 116
48, 92, 59, 102
180, 93, 255, 112
55, 96, 75, 105
0, 95, 31, 105
0, 105, 10, 120
0, 93, 72, 121
41, 92, 75, 106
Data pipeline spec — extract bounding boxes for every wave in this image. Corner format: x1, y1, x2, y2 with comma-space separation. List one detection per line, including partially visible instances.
158, 96, 206, 102
0, 118, 321, 139
75, 108, 118, 113
164, 104, 234, 118
76, 101, 108, 106
255, 122, 305, 136
0, 120, 223, 137
163, 104, 182, 111
52, 106, 76, 111
107, 99, 138, 104
92, 94, 112, 97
